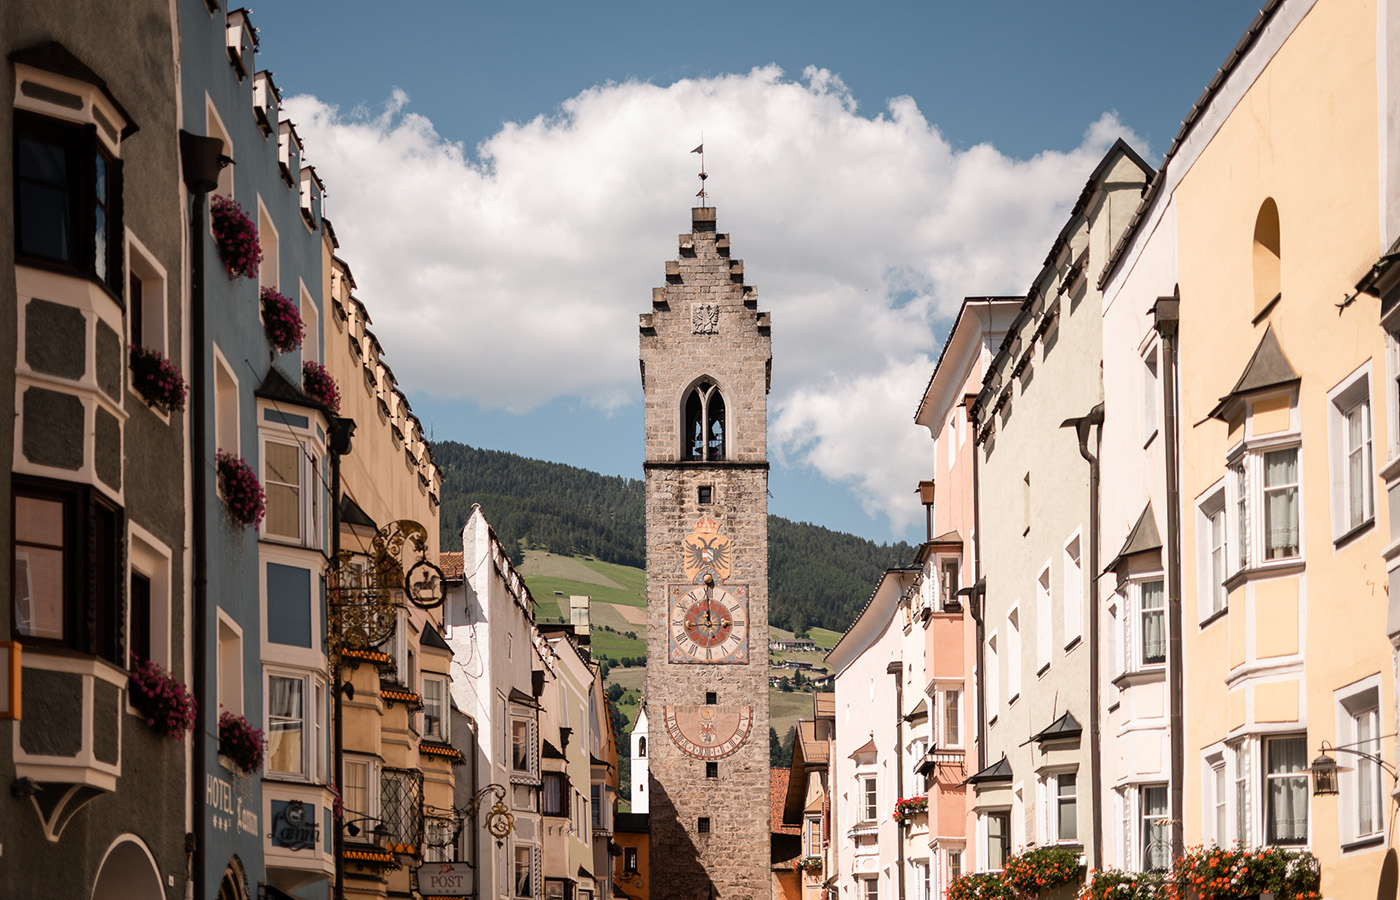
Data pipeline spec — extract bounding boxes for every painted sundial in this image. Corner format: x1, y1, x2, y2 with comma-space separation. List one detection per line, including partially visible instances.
662, 703, 754, 759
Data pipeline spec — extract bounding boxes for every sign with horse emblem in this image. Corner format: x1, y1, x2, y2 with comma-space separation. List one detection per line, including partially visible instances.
683, 515, 731, 583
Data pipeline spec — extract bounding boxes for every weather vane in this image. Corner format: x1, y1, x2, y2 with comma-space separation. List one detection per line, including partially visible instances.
692, 140, 707, 205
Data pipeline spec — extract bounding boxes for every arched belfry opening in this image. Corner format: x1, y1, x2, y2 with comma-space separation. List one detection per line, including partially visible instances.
683, 379, 726, 461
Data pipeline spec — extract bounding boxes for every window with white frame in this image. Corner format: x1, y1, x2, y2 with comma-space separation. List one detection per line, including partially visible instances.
1386, 319, 1400, 460
862, 876, 879, 900
939, 688, 962, 749
1197, 486, 1229, 620
300, 283, 319, 362
1063, 534, 1083, 646
1264, 735, 1308, 845
1337, 680, 1384, 844
1205, 754, 1228, 846
1235, 444, 1302, 566
1120, 579, 1166, 672
511, 716, 536, 777
1232, 740, 1251, 846
1006, 607, 1021, 702
1328, 368, 1374, 539
422, 675, 448, 741
343, 755, 379, 826
804, 814, 821, 857
263, 438, 318, 545
940, 557, 961, 611
1039, 771, 1077, 844
861, 775, 878, 822
127, 234, 168, 357
1140, 785, 1170, 871
1036, 565, 1052, 671
983, 811, 1011, 870
266, 669, 323, 779
912, 860, 930, 900
514, 844, 535, 898
1139, 580, 1165, 666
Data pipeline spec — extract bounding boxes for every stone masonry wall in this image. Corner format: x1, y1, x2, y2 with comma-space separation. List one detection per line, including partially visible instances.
641, 208, 772, 900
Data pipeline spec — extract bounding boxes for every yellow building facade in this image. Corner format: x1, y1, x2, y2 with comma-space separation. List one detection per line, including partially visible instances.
1175, 1, 1396, 894
320, 228, 455, 899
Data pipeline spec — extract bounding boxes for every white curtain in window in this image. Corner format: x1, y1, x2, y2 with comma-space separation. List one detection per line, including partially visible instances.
1347, 403, 1372, 527
1142, 786, 1170, 871
1140, 581, 1166, 664
1267, 739, 1308, 843
1263, 450, 1299, 559
1357, 708, 1382, 836
268, 675, 304, 773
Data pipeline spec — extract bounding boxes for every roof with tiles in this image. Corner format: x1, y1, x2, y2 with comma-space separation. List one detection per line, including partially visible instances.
771, 768, 800, 835
440, 551, 463, 580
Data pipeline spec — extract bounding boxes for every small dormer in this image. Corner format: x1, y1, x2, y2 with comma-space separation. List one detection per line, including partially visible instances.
299, 166, 323, 230
225, 9, 256, 81
277, 120, 302, 187
252, 70, 280, 136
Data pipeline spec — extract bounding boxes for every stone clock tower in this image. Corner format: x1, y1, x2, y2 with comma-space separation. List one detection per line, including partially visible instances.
639, 206, 771, 899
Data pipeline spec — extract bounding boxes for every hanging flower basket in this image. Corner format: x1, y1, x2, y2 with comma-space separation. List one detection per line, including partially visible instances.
261, 287, 304, 353
218, 710, 266, 774
302, 360, 341, 413
128, 658, 197, 739
1002, 847, 1082, 897
210, 194, 262, 280
793, 857, 822, 875
129, 345, 188, 414
949, 873, 1016, 900
1170, 845, 1320, 900
217, 450, 266, 528
892, 795, 928, 824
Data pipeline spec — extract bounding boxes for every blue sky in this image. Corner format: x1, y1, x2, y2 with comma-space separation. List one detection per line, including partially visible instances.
249, 1, 1263, 545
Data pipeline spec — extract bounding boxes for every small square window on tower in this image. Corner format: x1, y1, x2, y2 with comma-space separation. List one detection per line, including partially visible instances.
706, 762, 718, 778
698, 485, 713, 504
698, 817, 711, 834
705, 691, 718, 705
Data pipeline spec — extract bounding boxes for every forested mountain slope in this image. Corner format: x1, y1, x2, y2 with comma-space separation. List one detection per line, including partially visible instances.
432, 440, 915, 632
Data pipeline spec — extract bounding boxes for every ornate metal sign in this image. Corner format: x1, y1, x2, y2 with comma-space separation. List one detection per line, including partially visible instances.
329, 519, 445, 658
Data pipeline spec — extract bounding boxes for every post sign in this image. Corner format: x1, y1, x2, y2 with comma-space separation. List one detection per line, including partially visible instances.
420, 862, 473, 897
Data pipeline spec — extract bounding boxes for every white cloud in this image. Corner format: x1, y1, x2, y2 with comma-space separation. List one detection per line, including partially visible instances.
284, 67, 1146, 534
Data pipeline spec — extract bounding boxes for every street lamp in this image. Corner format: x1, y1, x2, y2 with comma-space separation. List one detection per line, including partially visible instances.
343, 816, 393, 846
1308, 737, 1398, 797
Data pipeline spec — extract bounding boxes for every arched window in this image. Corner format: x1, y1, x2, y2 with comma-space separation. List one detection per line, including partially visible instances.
637, 736, 646, 758
684, 380, 726, 461
1253, 199, 1281, 316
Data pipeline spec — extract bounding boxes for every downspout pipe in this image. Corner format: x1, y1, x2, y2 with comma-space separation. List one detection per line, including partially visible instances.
1153, 292, 1185, 861
1061, 403, 1104, 868
328, 417, 353, 898
178, 129, 224, 900
966, 394, 987, 775
887, 660, 906, 900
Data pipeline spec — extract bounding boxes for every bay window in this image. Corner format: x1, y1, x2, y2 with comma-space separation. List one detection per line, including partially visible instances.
262, 438, 319, 547
422, 675, 448, 741
15, 109, 124, 296
266, 670, 324, 780
1039, 771, 1077, 844
984, 811, 1011, 870
12, 478, 123, 664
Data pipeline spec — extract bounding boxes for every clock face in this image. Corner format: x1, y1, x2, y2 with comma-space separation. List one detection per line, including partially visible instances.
667, 583, 749, 663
